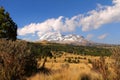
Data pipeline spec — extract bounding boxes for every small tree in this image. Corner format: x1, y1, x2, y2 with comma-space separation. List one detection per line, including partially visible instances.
0, 7, 17, 41
40, 46, 52, 68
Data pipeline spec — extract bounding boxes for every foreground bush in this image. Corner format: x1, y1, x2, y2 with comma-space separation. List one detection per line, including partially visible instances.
0, 39, 37, 80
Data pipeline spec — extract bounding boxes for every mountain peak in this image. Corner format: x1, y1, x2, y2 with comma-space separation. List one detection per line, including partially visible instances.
39, 32, 89, 45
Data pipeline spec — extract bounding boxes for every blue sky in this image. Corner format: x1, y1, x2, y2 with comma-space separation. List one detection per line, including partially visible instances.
0, 0, 120, 44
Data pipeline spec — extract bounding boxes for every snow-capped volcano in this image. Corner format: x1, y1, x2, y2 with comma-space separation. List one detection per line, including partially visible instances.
39, 32, 89, 45
40, 32, 63, 41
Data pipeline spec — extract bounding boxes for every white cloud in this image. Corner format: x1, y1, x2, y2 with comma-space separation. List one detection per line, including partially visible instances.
86, 34, 94, 40
18, 0, 120, 39
18, 23, 36, 35
80, 0, 120, 31
98, 33, 108, 40
18, 15, 81, 36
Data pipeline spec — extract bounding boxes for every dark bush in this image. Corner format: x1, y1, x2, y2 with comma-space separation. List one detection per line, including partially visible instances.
80, 73, 91, 80
88, 59, 92, 63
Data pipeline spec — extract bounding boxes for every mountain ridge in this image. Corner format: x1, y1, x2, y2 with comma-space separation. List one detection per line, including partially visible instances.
39, 32, 92, 46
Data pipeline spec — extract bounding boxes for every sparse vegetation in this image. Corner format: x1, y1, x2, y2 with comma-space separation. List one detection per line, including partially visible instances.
37, 42, 112, 56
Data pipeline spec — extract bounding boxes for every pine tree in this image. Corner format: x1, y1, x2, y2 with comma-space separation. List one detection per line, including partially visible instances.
0, 7, 17, 40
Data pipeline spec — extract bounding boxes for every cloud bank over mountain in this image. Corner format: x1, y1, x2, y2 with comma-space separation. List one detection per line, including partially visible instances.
18, 0, 120, 40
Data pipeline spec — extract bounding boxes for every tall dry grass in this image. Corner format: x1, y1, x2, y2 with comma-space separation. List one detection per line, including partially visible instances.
28, 62, 102, 80
91, 56, 109, 80
111, 47, 120, 80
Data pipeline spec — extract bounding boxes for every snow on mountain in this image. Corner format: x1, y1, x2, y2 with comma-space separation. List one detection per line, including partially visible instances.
40, 32, 63, 41
39, 32, 89, 45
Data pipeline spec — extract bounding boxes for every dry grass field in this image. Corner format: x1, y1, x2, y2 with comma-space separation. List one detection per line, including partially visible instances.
27, 53, 115, 80
1, 39, 119, 80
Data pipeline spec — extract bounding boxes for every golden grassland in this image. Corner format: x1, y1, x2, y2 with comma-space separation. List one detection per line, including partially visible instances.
27, 53, 115, 80
0, 39, 119, 80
